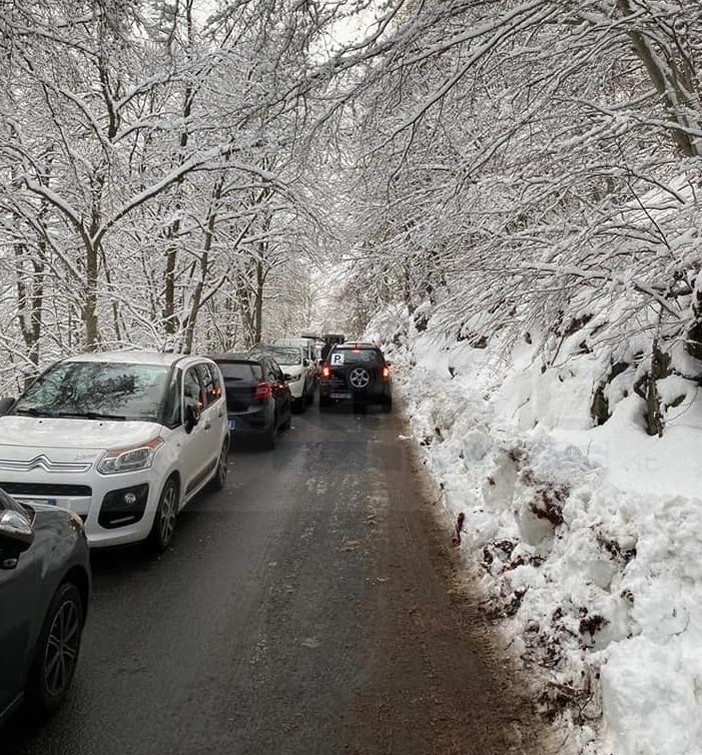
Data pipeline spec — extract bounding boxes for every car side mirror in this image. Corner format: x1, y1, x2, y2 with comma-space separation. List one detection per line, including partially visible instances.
184, 402, 200, 434
283, 373, 292, 381
0, 509, 34, 568
0, 397, 15, 416
303, 358, 310, 367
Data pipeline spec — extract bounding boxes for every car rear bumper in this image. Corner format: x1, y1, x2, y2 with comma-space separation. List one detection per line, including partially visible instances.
227, 405, 274, 434
319, 384, 391, 403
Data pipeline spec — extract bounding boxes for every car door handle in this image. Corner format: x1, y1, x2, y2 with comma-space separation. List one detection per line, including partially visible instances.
204, 420, 212, 430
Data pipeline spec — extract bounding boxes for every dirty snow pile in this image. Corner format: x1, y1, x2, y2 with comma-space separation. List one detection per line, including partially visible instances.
366, 304, 702, 755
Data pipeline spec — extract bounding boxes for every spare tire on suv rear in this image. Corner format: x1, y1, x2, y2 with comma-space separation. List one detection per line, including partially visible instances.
347, 365, 372, 391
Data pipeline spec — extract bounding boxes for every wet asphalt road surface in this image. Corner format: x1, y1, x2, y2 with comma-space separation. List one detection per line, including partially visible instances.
3, 401, 555, 755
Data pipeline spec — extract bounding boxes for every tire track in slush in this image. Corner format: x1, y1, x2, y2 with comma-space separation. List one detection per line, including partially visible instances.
347, 405, 561, 755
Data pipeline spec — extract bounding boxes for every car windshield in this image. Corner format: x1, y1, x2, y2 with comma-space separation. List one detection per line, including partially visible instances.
218, 362, 263, 381
14, 361, 170, 421
252, 347, 302, 366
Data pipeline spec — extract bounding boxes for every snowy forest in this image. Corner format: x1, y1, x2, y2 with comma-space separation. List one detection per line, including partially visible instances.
1, 0, 701, 413
3, 2, 702, 752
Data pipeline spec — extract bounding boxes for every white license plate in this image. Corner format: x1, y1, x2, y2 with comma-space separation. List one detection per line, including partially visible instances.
229, 418, 237, 430
16, 497, 57, 507
330, 392, 352, 400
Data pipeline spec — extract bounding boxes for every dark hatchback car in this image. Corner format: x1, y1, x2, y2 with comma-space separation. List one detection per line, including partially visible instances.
0, 488, 90, 727
319, 343, 392, 412
211, 355, 292, 449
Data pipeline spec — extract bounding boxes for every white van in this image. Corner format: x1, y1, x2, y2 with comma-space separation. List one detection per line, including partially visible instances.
274, 337, 318, 364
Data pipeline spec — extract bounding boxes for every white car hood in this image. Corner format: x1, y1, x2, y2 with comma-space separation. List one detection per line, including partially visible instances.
0, 415, 161, 459
284, 364, 304, 376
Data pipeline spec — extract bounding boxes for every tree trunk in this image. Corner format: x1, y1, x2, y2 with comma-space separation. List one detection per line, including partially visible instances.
254, 252, 265, 344
617, 0, 699, 157
182, 174, 225, 354
83, 242, 100, 350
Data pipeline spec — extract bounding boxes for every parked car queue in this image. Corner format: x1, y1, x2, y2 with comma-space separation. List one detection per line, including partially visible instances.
0, 337, 392, 729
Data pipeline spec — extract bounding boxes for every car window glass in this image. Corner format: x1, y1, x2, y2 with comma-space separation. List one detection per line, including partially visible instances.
269, 361, 283, 381
218, 362, 263, 381
207, 364, 222, 399
250, 347, 301, 366
161, 372, 181, 428
184, 367, 204, 408
14, 362, 170, 421
196, 363, 216, 405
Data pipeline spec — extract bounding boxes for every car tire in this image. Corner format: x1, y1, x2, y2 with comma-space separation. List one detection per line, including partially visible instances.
281, 411, 292, 430
319, 395, 331, 410
263, 422, 276, 450
348, 366, 371, 391
28, 581, 85, 716
210, 438, 230, 491
149, 476, 179, 552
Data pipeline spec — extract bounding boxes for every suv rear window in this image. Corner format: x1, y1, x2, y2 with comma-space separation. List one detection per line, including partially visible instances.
217, 362, 263, 381
329, 348, 381, 366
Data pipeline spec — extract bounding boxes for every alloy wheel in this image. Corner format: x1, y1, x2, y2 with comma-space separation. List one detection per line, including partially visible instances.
159, 483, 177, 546
348, 367, 370, 389
217, 443, 228, 486
43, 598, 80, 697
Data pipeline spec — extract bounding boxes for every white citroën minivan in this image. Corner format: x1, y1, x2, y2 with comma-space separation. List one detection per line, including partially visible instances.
0, 351, 230, 551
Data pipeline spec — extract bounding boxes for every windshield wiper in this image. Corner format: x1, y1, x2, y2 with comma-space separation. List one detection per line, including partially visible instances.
14, 407, 56, 418
55, 411, 127, 421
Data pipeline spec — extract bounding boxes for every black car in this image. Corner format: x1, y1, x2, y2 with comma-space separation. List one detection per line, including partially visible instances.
0, 488, 90, 727
211, 354, 293, 449
319, 343, 392, 412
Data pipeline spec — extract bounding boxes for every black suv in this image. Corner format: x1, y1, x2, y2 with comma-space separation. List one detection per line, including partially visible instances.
319, 343, 392, 412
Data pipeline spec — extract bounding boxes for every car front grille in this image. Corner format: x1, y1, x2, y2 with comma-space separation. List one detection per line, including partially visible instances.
0, 482, 92, 497
0, 456, 93, 473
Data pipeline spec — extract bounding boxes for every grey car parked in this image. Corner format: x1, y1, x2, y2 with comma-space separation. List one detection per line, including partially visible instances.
0, 488, 90, 727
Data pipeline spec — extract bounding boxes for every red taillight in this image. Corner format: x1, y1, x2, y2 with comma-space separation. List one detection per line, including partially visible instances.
321, 365, 332, 380
253, 381, 272, 401
381, 365, 391, 381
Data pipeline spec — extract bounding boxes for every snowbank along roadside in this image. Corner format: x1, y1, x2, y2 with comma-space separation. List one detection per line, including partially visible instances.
366, 304, 702, 755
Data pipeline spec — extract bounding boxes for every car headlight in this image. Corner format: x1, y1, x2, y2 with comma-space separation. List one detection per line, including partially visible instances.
97, 437, 164, 475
